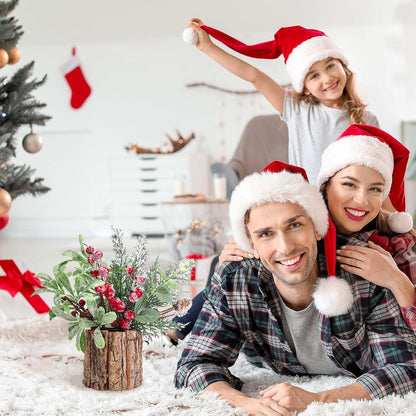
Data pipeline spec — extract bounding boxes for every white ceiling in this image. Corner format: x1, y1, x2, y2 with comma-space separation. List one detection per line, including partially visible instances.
16, 0, 409, 46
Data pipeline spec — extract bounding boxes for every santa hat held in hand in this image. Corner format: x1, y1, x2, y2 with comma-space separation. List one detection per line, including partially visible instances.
316, 124, 412, 233
185, 24, 347, 93
229, 161, 354, 317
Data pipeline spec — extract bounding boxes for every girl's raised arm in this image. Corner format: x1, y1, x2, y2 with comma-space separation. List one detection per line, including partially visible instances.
188, 19, 285, 114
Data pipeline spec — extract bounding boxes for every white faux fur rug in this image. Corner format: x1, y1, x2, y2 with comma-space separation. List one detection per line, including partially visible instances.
1, 316, 416, 416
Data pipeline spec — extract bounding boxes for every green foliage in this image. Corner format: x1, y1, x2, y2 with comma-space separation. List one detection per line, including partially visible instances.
0, 0, 51, 199
35, 227, 193, 352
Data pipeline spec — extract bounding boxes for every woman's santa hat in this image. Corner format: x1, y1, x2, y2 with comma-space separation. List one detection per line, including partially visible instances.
229, 161, 354, 317
183, 24, 347, 93
316, 124, 413, 233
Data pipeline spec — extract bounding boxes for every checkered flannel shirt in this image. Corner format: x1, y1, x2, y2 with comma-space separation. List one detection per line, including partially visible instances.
357, 230, 416, 329
174, 236, 416, 399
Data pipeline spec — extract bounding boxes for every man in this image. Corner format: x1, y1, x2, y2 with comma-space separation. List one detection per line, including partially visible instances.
174, 161, 416, 415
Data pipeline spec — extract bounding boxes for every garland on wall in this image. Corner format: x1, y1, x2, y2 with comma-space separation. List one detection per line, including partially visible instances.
186, 81, 269, 161
186, 82, 259, 95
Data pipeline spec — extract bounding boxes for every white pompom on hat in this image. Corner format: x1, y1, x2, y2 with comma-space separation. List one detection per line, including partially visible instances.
196, 24, 347, 93
182, 27, 199, 45
312, 276, 355, 316
316, 124, 412, 234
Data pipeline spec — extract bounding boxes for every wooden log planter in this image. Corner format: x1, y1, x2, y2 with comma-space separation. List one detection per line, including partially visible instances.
83, 329, 143, 390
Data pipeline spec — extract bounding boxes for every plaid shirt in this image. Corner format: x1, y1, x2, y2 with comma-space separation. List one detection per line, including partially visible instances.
175, 236, 416, 399
357, 230, 416, 329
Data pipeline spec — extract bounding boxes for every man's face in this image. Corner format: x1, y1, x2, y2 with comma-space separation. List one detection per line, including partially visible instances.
246, 201, 321, 287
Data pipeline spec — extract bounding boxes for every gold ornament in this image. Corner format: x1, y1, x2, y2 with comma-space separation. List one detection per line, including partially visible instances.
0, 188, 12, 217
7, 46, 20, 65
22, 131, 43, 153
0, 49, 9, 68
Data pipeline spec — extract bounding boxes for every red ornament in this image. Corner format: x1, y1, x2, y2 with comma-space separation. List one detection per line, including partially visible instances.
0, 213, 9, 230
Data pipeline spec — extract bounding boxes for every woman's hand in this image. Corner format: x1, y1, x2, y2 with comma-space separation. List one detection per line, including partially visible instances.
187, 18, 213, 51
337, 241, 416, 307
218, 238, 256, 268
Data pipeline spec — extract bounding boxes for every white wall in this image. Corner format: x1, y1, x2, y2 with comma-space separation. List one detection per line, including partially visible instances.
1, 0, 415, 237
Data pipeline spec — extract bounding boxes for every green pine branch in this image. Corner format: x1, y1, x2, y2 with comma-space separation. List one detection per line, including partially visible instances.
0, 0, 19, 16
0, 163, 50, 199
0, 0, 51, 203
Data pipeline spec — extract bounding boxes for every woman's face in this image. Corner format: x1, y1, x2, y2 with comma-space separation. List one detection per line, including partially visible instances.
326, 165, 385, 235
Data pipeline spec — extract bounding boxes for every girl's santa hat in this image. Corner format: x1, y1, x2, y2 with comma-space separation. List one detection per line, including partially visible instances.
316, 124, 413, 234
186, 24, 347, 93
229, 161, 354, 317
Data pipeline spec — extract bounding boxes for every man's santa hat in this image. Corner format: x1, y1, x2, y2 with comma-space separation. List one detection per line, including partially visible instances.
316, 124, 412, 233
184, 24, 347, 93
229, 161, 354, 317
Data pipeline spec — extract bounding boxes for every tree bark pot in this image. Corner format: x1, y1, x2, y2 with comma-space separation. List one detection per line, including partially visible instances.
83, 329, 143, 390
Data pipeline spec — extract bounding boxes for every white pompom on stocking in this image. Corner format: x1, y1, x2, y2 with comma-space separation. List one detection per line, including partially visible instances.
182, 27, 199, 45
313, 276, 354, 317
387, 211, 414, 234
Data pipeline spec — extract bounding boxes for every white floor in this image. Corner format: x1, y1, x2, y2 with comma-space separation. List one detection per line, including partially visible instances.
0, 235, 176, 320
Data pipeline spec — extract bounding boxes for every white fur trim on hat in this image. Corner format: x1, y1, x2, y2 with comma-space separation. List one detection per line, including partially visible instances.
286, 35, 348, 93
316, 135, 394, 199
313, 276, 354, 317
229, 170, 329, 251
387, 211, 414, 234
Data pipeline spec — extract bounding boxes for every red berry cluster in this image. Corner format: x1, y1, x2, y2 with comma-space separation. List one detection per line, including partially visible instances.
85, 243, 147, 330
62, 296, 89, 319
95, 281, 115, 298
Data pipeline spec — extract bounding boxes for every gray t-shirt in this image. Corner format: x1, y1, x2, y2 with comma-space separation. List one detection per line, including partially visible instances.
282, 90, 379, 184
278, 294, 343, 375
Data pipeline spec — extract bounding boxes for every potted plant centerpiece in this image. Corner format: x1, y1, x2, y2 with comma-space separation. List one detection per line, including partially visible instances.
35, 227, 192, 390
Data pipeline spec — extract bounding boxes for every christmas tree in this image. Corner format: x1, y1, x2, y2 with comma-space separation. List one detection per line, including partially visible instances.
0, 0, 51, 229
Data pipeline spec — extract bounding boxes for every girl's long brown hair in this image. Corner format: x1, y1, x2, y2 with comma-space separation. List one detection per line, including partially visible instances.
290, 62, 368, 124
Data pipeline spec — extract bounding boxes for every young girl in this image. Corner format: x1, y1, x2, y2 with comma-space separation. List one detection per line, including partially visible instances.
167, 124, 415, 343
185, 19, 379, 184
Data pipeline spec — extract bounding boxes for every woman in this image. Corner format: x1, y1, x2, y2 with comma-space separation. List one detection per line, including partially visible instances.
167, 124, 415, 343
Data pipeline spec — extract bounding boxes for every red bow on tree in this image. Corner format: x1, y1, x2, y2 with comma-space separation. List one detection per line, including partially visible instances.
0, 260, 50, 314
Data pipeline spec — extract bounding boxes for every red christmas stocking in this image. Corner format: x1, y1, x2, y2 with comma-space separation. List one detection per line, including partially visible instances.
60, 47, 92, 109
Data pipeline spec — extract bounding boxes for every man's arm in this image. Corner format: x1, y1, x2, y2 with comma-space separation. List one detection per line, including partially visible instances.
206, 381, 292, 416
260, 381, 370, 414
345, 283, 416, 398
174, 265, 245, 391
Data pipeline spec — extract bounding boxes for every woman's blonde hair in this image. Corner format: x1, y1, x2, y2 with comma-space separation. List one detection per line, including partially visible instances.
290, 61, 368, 125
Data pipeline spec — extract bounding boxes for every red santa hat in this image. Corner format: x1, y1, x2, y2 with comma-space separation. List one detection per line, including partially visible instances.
229, 161, 354, 317
197, 24, 348, 93
316, 124, 412, 233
